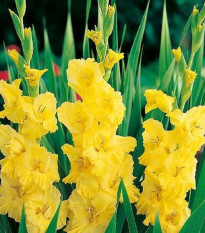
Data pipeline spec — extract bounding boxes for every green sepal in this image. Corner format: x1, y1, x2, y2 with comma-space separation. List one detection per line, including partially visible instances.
180, 86, 192, 110
104, 69, 112, 81
27, 84, 39, 97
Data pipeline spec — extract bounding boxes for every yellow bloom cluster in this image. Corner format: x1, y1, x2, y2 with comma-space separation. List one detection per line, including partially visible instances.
137, 90, 205, 233
0, 78, 68, 232
58, 58, 139, 233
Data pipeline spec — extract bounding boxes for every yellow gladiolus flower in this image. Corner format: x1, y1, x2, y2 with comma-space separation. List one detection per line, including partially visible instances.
160, 206, 190, 233
0, 79, 26, 124
25, 186, 67, 233
167, 106, 205, 139
16, 144, 60, 190
87, 30, 102, 46
20, 92, 58, 140
172, 47, 182, 63
144, 89, 175, 114
100, 153, 139, 203
0, 174, 32, 222
142, 119, 167, 151
24, 65, 48, 87
62, 144, 92, 184
58, 101, 93, 134
185, 69, 197, 87
67, 58, 105, 98
64, 188, 116, 233
139, 119, 169, 170
85, 81, 125, 126
136, 167, 167, 225
159, 149, 197, 195
104, 49, 124, 70
0, 124, 26, 159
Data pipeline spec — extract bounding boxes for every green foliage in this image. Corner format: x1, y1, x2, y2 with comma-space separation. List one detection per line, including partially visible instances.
190, 148, 205, 211
0, 215, 12, 233
159, 1, 172, 81
18, 206, 28, 233
105, 181, 122, 233
118, 0, 150, 137
83, 0, 92, 59
44, 28, 57, 98
106, 180, 139, 233
153, 213, 162, 233
45, 202, 62, 233
2, 0, 205, 232
180, 200, 205, 233
121, 181, 138, 233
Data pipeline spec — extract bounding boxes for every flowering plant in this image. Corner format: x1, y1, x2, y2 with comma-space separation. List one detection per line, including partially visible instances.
1, 0, 205, 233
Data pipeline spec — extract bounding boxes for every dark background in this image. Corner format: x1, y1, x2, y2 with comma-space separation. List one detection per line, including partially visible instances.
0, 0, 203, 65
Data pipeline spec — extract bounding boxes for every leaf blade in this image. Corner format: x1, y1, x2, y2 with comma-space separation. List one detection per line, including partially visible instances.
18, 205, 28, 233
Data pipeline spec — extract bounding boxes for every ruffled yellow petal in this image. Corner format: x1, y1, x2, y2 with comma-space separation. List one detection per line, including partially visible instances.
24, 65, 48, 87
145, 89, 175, 114
58, 101, 93, 134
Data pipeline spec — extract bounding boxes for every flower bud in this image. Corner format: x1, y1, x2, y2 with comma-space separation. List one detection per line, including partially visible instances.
193, 5, 199, 16
9, 9, 24, 41
15, 0, 26, 18
7, 49, 27, 77
185, 69, 197, 87
192, 23, 205, 53
108, 5, 115, 17
23, 27, 33, 63
172, 47, 182, 63
104, 49, 124, 70
104, 4, 116, 39
7, 49, 20, 65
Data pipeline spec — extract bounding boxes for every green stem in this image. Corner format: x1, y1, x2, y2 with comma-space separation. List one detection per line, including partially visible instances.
187, 50, 195, 69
